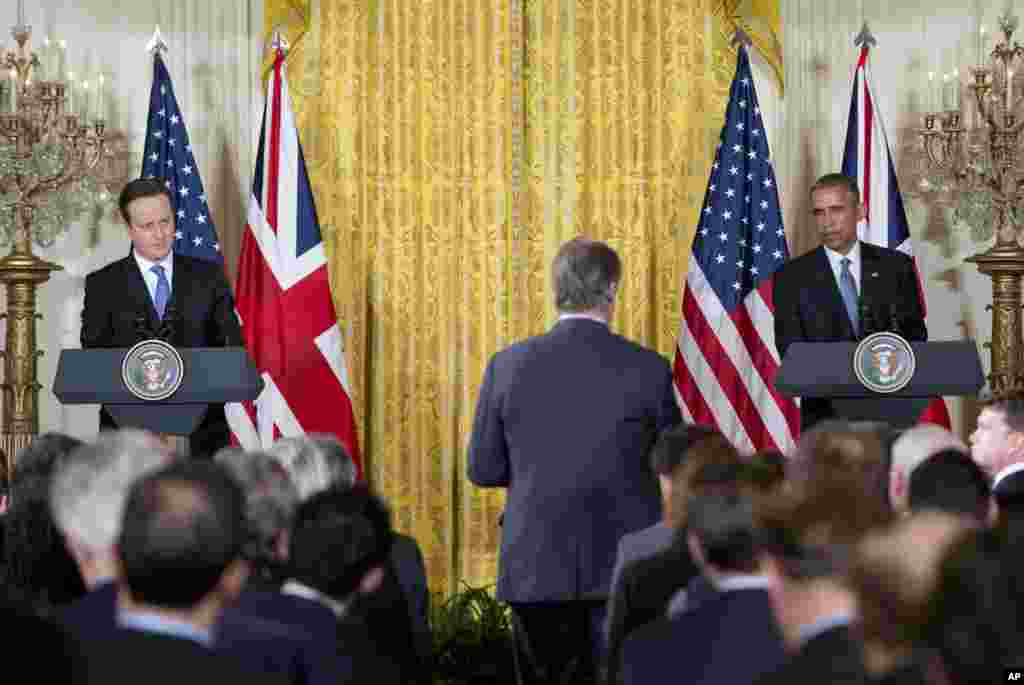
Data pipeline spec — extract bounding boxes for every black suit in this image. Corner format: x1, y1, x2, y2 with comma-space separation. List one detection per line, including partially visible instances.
468, 317, 681, 684
81, 253, 242, 457
619, 588, 785, 685
773, 243, 927, 430
79, 627, 286, 685
756, 624, 867, 685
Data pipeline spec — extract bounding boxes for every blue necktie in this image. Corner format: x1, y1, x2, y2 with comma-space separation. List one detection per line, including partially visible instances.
839, 257, 859, 335
151, 264, 170, 320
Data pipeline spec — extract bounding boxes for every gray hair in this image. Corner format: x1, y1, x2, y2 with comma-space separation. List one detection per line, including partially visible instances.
49, 430, 175, 551
214, 448, 300, 560
267, 434, 357, 500
891, 425, 967, 482
552, 237, 622, 313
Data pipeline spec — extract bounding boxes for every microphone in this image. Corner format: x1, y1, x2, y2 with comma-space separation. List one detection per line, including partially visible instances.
156, 303, 179, 343
858, 297, 876, 339
135, 315, 154, 342
887, 302, 904, 337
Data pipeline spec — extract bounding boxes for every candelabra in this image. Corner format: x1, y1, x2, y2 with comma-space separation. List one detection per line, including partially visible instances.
921, 10, 1024, 395
0, 20, 118, 480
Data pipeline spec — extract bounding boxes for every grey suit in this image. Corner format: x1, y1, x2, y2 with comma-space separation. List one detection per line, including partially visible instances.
468, 318, 681, 602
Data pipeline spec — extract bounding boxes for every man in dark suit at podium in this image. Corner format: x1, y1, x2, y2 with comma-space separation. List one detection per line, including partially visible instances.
468, 237, 681, 684
773, 174, 927, 430
81, 178, 242, 457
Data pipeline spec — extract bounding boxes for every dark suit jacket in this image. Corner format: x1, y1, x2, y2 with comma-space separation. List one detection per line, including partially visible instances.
608, 522, 674, 599
81, 253, 242, 456
468, 318, 681, 602
391, 532, 432, 663
773, 243, 927, 430
619, 588, 785, 685
79, 627, 286, 685
62, 583, 344, 685
604, 537, 699, 685
756, 624, 867, 685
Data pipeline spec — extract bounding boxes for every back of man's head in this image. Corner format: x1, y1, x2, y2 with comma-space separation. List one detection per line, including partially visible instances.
118, 460, 245, 609
51, 430, 173, 555
268, 434, 357, 500
890, 425, 966, 511
288, 484, 392, 600
685, 462, 761, 574
792, 421, 890, 511
648, 423, 720, 476
667, 432, 741, 528
908, 449, 991, 523
215, 449, 299, 567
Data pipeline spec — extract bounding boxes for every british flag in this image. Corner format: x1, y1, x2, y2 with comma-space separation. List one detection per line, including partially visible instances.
226, 48, 362, 470
841, 40, 952, 429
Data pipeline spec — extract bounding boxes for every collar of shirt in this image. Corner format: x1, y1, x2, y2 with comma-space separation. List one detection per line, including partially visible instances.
994, 461, 1024, 489
797, 611, 853, 647
824, 241, 861, 295
557, 312, 608, 325
134, 250, 175, 297
713, 573, 772, 593
118, 609, 212, 647
281, 579, 351, 619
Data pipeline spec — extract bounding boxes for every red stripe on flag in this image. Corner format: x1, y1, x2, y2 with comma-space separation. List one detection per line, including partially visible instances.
862, 73, 873, 217
673, 344, 718, 429
682, 286, 777, 451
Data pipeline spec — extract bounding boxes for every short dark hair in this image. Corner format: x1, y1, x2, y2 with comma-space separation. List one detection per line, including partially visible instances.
810, 173, 860, 205
908, 449, 992, 522
981, 390, 1024, 433
118, 178, 174, 224
118, 460, 246, 609
686, 462, 761, 573
551, 237, 622, 312
288, 484, 392, 599
649, 423, 720, 475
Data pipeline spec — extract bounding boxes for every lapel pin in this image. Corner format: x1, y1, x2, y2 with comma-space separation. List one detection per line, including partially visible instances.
871, 272, 879, 278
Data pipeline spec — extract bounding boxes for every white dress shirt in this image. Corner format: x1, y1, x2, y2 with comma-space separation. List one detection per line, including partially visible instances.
823, 241, 861, 297
133, 250, 175, 309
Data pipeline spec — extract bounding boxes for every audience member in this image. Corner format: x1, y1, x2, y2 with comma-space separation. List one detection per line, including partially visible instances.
789, 420, 891, 511
285, 484, 404, 683
923, 527, 1024, 683
889, 424, 966, 514
619, 462, 784, 685
269, 433, 432, 664
604, 431, 740, 684
907, 449, 993, 524
78, 460, 284, 685
755, 474, 891, 685
969, 390, 1024, 485
849, 511, 972, 685
2, 432, 86, 613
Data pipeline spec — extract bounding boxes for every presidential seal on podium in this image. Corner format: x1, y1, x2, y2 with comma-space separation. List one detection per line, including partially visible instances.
853, 332, 916, 394
122, 339, 185, 401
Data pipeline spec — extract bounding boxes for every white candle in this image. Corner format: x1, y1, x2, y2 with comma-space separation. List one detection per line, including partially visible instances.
9, 69, 17, 114
980, 25, 987, 66
1008, 70, 1015, 112
58, 41, 67, 84
953, 68, 960, 109
96, 74, 105, 121
42, 37, 51, 81
81, 79, 90, 120
17, 0, 24, 26
928, 71, 936, 112
942, 72, 951, 110
66, 71, 75, 115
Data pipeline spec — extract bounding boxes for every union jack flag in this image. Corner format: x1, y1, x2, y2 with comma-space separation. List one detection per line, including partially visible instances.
226, 48, 362, 471
673, 45, 800, 453
841, 41, 951, 428
141, 52, 221, 262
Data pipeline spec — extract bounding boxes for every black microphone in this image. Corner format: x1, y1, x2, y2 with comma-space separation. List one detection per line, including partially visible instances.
887, 302, 903, 337
135, 315, 154, 342
858, 297, 875, 339
156, 303, 179, 343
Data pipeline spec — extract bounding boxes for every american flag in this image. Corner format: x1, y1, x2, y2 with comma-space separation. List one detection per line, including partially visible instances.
841, 41, 952, 428
141, 52, 222, 263
673, 45, 799, 453
225, 48, 362, 472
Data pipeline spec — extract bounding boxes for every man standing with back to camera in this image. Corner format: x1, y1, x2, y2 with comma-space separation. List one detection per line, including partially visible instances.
468, 237, 681, 684
772, 173, 927, 430
81, 178, 242, 457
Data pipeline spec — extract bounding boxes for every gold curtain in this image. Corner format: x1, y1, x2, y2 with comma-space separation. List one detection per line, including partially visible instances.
262, 0, 763, 595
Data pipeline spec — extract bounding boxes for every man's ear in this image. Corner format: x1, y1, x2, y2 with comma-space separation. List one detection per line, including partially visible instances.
218, 558, 250, 601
